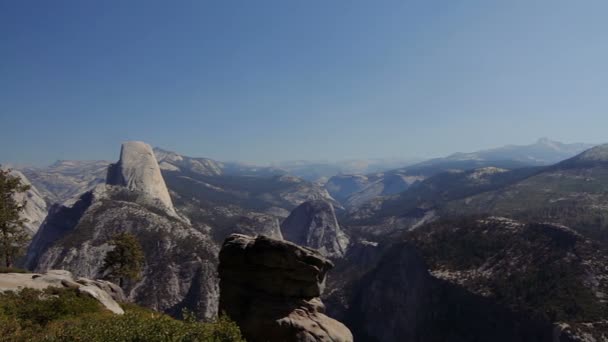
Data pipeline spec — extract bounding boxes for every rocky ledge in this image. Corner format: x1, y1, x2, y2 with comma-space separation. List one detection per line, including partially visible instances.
0, 270, 125, 314
218, 234, 353, 342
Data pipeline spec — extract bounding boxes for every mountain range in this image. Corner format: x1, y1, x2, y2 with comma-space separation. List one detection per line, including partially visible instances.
7, 137, 608, 341
325, 138, 594, 210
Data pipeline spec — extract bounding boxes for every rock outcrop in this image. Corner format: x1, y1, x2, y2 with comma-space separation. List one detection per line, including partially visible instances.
8, 170, 47, 235
107, 141, 175, 213
218, 234, 353, 342
0, 270, 125, 314
281, 200, 349, 258
25, 183, 220, 319
327, 217, 604, 341
25, 142, 220, 320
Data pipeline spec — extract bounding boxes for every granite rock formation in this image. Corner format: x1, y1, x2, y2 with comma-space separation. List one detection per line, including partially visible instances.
0, 269, 125, 314
218, 234, 353, 342
281, 200, 349, 258
107, 141, 175, 213
8, 169, 48, 235
25, 142, 220, 320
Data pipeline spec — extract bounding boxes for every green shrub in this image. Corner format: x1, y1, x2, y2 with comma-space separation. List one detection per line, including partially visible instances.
0, 267, 27, 273
0, 287, 101, 326
0, 288, 244, 341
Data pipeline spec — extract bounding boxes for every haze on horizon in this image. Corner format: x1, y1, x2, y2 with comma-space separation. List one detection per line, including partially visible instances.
1, 0, 607, 166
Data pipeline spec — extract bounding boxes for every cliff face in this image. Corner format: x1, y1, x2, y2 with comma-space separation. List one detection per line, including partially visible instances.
25, 184, 220, 319
325, 217, 607, 341
8, 169, 47, 235
281, 200, 349, 258
344, 243, 558, 341
218, 234, 353, 342
25, 142, 220, 320
107, 141, 175, 213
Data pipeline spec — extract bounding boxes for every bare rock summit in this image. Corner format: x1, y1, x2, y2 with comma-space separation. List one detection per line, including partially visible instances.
218, 234, 353, 342
107, 141, 175, 213
281, 200, 350, 258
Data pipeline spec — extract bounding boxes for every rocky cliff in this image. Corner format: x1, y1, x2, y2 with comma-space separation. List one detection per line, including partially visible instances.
25, 143, 220, 320
8, 169, 47, 235
107, 141, 175, 213
281, 200, 349, 258
218, 234, 353, 342
326, 217, 607, 341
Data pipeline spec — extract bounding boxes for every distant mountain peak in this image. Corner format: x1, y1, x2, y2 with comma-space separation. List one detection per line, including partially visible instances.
565, 143, 608, 164
536, 137, 554, 144
281, 199, 350, 258
535, 137, 562, 149
438, 138, 594, 166
107, 141, 175, 213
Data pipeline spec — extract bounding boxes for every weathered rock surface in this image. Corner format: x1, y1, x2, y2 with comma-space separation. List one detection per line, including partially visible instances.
281, 200, 349, 258
327, 217, 604, 341
107, 141, 175, 213
0, 269, 125, 314
218, 234, 353, 342
25, 142, 220, 320
25, 184, 220, 319
8, 169, 48, 235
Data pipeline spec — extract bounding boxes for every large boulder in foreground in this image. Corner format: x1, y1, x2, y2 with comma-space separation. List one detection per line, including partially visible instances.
218, 234, 353, 342
0, 270, 125, 314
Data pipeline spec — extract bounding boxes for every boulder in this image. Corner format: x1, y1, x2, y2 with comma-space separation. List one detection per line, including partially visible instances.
218, 234, 353, 342
0, 270, 125, 314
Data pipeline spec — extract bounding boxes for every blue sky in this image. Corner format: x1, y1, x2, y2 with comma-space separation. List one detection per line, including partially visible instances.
1, 0, 607, 165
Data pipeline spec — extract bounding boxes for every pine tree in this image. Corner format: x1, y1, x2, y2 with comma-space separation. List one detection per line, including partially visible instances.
102, 232, 145, 287
0, 168, 31, 268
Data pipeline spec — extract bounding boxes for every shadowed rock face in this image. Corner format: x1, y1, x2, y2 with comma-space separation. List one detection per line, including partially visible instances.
218, 234, 353, 342
107, 141, 175, 213
327, 218, 601, 341
281, 200, 349, 258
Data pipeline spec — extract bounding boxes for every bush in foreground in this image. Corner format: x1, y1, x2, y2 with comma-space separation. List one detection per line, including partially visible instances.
0, 288, 244, 341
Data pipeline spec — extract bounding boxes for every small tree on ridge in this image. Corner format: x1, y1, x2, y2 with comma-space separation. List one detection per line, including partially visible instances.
102, 232, 144, 287
0, 167, 31, 268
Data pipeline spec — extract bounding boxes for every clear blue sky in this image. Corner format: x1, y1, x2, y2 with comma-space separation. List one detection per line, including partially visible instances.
1, 0, 607, 165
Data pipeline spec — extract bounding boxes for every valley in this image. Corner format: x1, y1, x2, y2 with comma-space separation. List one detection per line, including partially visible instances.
2, 138, 606, 340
